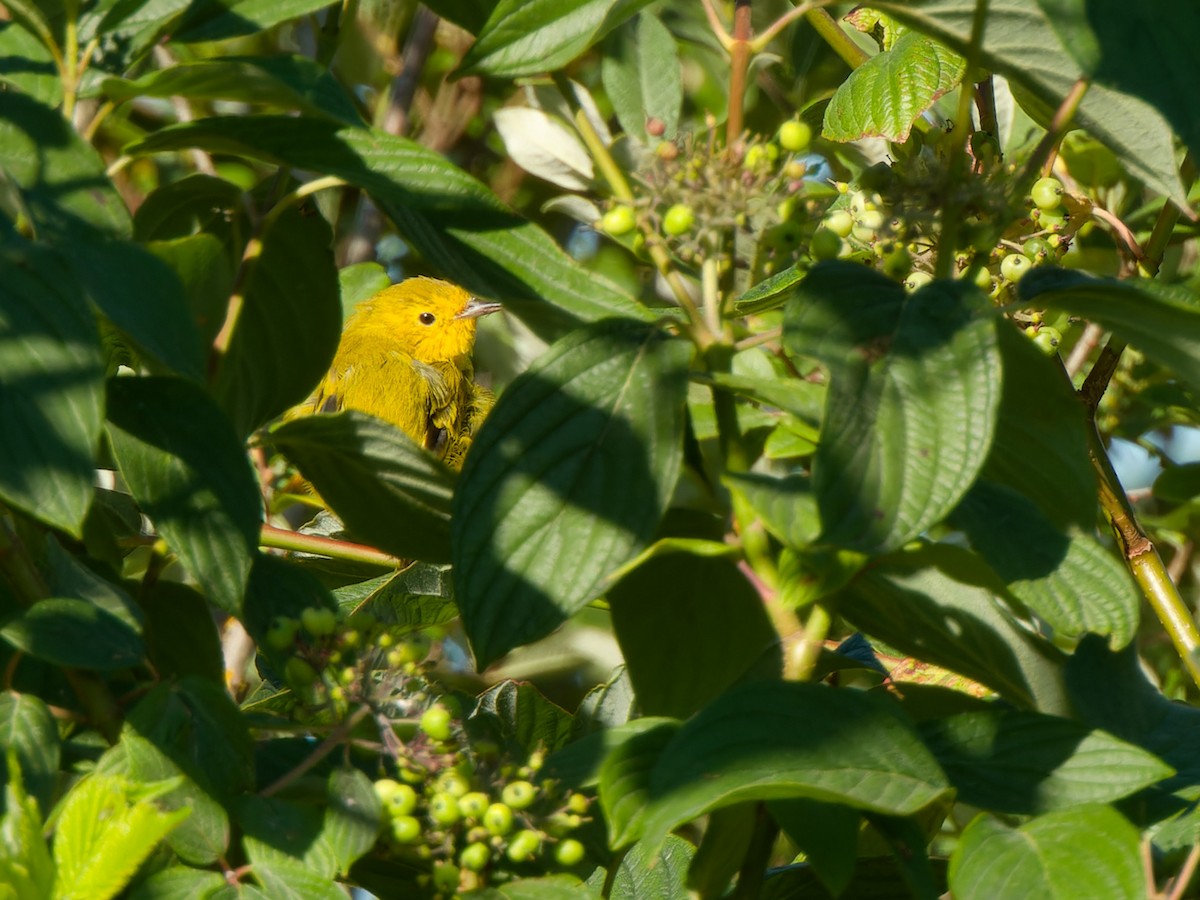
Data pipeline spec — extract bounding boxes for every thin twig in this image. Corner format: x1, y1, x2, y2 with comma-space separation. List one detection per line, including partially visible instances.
260, 705, 372, 796
1165, 841, 1200, 900
1062, 321, 1104, 380
1090, 206, 1145, 261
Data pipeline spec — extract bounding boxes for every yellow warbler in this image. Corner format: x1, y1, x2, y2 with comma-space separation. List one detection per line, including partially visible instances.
300, 276, 501, 469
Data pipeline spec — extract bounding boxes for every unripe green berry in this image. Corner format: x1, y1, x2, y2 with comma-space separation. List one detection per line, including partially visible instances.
566, 793, 590, 815
458, 791, 490, 819
265, 616, 299, 651
483, 802, 514, 836
461, 841, 491, 872
810, 227, 842, 261
600, 205, 636, 237
506, 829, 542, 862
1033, 326, 1062, 355
385, 783, 419, 817
420, 704, 454, 742
555, 838, 586, 867
432, 862, 460, 893
284, 657, 318, 688
662, 204, 696, 236
1030, 176, 1064, 211
391, 814, 422, 844
904, 271, 934, 292
501, 780, 537, 811
856, 209, 885, 232
1000, 253, 1033, 283
300, 606, 337, 637
824, 209, 854, 238
744, 144, 770, 169
429, 791, 462, 825
436, 770, 471, 798
778, 120, 813, 152
882, 245, 912, 279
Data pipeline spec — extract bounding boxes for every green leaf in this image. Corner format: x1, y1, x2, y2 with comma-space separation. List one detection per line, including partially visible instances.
784, 265, 1000, 555
133, 173, 246, 243
870, 0, 1188, 208
459, 0, 657, 78
453, 321, 690, 667
51, 774, 190, 900
0, 21, 62, 105
980, 323, 1096, 529
1154, 462, 1200, 503
768, 799, 860, 898
324, 768, 382, 876
571, 665, 636, 738
338, 262, 392, 320
840, 543, 1070, 713
0, 244, 104, 535
0, 692, 60, 815
65, 239, 206, 382
103, 55, 363, 124
602, 12, 682, 143
118, 735, 229, 866
127, 678, 254, 810
212, 203, 341, 437
250, 859, 346, 900
44, 535, 144, 634
952, 481, 1139, 648
686, 805, 756, 899
334, 566, 457, 628
0, 92, 131, 239
608, 553, 781, 719
1019, 269, 1200, 394
1034, 0, 1200, 168
0, 750, 54, 900
824, 31, 965, 142
595, 834, 693, 900
922, 709, 1172, 815
128, 866, 227, 900
238, 794, 337, 878
82, 0, 194, 77
106, 376, 261, 615
270, 412, 455, 563
724, 472, 821, 550
600, 719, 681, 847
125, 117, 650, 341
0, 598, 144, 671
949, 805, 1145, 899
470, 681, 576, 755
142, 581, 226, 685
635, 682, 951, 855
171, 0, 339, 43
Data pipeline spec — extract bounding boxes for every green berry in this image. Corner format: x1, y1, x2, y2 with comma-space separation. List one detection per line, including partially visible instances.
763, 222, 803, 252
856, 209, 885, 232
300, 606, 337, 637
501, 780, 537, 811
1000, 253, 1033, 283
744, 144, 771, 169
810, 227, 842, 261
283, 657, 318, 688
429, 791, 462, 826
483, 802, 514, 836
506, 829, 542, 862
420, 704, 454, 742
391, 814, 422, 844
778, 120, 813, 152
566, 793, 590, 815
882, 245, 912, 279
436, 770, 471, 798
1033, 326, 1062, 355
662, 204, 696, 236
904, 271, 934, 292
385, 783, 419, 817
824, 209, 854, 238
555, 838, 586, 867
265, 616, 299, 651
432, 862, 460, 893
972, 266, 993, 291
458, 791, 490, 819
461, 841, 491, 872
373, 778, 404, 806
1030, 176, 1064, 211
1023, 236, 1054, 262
600, 205, 636, 237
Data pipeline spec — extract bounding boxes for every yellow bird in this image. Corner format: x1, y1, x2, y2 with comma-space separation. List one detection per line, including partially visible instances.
301, 276, 501, 469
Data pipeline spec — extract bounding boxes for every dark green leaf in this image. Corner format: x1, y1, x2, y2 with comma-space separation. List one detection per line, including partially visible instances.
126, 117, 649, 339
106, 376, 261, 615
238, 794, 337, 878
147, 235, 238, 350
768, 799, 860, 898
324, 768, 382, 876
0, 692, 60, 814
824, 31, 964, 142
840, 543, 1070, 713
595, 834, 693, 900
922, 709, 1172, 814
687, 805, 756, 898
602, 12, 682, 143
0, 598, 144, 670
572, 665, 636, 738
1034, 0, 1200, 169
0, 22, 61, 104
172, 0, 338, 43
635, 681, 951, 853
459, 0, 658, 78
785, 265, 1000, 554
419, 0, 494, 33
608, 553, 781, 718
212, 204, 341, 437
133, 174, 246, 243
949, 805, 1145, 899
243, 555, 336, 666
0, 92, 131, 239
0, 244, 104, 535
870, 0, 1187, 207
1154, 462, 1200, 503
128, 866, 227, 900
980, 323, 1097, 529
142, 581, 226, 685
66, 239, 206, 382
333, 566, 457, 628
103, 55, 363, 124
43, 536, 143, 633
724, 472, 821, 550
270, 412, 455, 563
600, 719, 681, 847
453, 321, 690, 667
952, 481, 1138, 647
470, 681, 576, 755
1019, 269, 1200, 394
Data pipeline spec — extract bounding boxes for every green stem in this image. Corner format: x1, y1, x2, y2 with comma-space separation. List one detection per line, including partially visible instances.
803, 8, 869, 68
731, 805, 779, 900
785, 601, 832, 681
1141, 152, 1194, 277
260, 524, 401, 568
726, 0, 752, 145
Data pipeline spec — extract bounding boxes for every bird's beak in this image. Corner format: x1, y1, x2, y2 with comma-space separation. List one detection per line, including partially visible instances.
456, 298, 503, 320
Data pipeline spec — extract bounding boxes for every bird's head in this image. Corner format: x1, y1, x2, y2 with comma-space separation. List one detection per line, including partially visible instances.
370, 277, 501, 363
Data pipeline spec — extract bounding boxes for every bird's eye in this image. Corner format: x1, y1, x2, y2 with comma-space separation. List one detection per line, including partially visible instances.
419, 312, 436, 325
